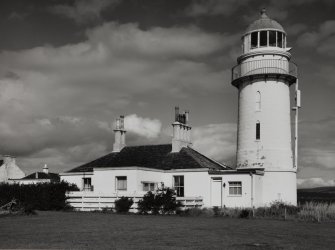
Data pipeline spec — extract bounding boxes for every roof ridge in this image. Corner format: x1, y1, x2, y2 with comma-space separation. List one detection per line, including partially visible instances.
185, 147, 231, 169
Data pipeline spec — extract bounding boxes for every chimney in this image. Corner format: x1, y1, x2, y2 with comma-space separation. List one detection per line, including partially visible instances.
0, 155, 25, 182
36, 172, 38, 179
172, 107, 192, 152
113, 115, 127, 152
3, 155, 15, 165
175, 106, 179, 122
43, 164, 49, 174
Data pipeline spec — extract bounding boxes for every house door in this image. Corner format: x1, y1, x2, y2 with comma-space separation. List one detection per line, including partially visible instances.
211, 177, 222, 207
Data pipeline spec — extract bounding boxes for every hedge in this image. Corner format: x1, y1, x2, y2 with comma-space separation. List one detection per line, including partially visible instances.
0, 182, 78, 211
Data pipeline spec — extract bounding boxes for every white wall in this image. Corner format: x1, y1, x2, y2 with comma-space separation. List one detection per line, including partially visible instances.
61, 173, 93, 190
262, 171, 297, 206
93, 168, 165, 195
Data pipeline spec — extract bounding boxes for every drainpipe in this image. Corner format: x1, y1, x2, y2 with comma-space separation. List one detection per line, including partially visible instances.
250, 172, 254, 208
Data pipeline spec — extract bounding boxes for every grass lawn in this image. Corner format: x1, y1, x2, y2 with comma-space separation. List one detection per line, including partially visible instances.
1, 211, 335, 249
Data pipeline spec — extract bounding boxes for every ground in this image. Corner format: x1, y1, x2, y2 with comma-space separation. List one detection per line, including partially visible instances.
0, 211, 334, 249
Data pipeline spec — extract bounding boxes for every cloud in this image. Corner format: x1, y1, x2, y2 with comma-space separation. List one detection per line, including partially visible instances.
297, 178, 335, 188
124, 114, 162, 139
185, 0, 333, 19
8, 12, 29, 21
50, 0, 120, 24
301, 149, 335, 170
300, 117, 335, 170
297, 20, 335, 57
185, 0, 251, 17
192, 123, 236, 165
0, 21, 237, 173
285, 23, 308, 36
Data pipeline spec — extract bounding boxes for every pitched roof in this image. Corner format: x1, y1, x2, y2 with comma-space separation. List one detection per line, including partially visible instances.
66, 144, 228, 173
22, 172, 60, 181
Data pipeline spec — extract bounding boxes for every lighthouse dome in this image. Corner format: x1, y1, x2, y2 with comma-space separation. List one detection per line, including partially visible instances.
245, 9, 285, 34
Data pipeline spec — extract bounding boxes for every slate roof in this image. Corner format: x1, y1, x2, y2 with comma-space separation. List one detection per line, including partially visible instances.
66, 144, 229, 173
22, 172, 60, 181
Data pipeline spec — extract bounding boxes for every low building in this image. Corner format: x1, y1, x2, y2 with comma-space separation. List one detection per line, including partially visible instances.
61, 108, 264, 211
10, 165, 60, 185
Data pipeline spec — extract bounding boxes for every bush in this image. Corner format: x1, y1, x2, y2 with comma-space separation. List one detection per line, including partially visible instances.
114, 197, 134, 213
239, 209, 252, 218
138, 188, 180, 215
0, 182, 79, 211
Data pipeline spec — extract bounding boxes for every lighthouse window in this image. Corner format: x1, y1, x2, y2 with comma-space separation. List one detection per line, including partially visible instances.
256, 91, 261, 111
260, 31, 267, 46
277, 32, 283, 48
269, 31, 276, 46
251, 32, 258, 48
256, 122, 261, 140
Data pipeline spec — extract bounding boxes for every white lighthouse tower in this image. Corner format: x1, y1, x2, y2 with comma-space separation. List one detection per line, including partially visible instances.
231, 9, 298, 205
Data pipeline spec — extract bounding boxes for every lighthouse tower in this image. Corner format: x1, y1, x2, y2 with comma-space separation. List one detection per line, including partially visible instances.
231, 9, 298, 205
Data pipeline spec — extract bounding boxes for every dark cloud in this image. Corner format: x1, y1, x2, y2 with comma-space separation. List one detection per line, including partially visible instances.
49, 0, 120, 24
297, 20, 335, 57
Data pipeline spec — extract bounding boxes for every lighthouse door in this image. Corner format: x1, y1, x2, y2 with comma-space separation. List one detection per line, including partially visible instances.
211, 177, 222, 207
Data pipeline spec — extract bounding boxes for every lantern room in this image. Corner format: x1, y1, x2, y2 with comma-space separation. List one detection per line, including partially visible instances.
242, 8, 287, 54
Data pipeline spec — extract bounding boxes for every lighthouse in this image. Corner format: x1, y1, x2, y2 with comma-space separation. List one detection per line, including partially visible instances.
231, 9, 299, 205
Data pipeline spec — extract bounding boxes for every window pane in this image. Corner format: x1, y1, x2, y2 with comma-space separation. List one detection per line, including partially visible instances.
174, 176, 184, 197
251, 32, 258, 48
269, 31, 276, 46
277, 32, 283, 48
256, 122, 260, 140
117, 176, 127, 190
229, 182, 242, 195
260, 31, 267, 46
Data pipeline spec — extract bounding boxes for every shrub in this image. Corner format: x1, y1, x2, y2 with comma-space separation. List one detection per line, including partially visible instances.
178, 207, 214, 217
114, 197, 134, 213
138, 188, 180, 215
0, 182, 79, 211
239, 209, 252, 218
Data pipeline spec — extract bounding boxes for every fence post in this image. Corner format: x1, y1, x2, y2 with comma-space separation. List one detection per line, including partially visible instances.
284, 207, 287, 220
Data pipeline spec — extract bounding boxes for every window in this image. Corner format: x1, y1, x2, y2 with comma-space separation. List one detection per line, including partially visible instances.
173, 176, 184, 197
251, 32, 258, 48
229, 182, 242, 195
83, 178, 92, 191
260, 31, 267, 46
269, 31, 276, 46
116, 176, 127, 191
256, 122, 260, 140
277, 32, 283, 48
142, 182, 156, 192
256, 91, 261, 111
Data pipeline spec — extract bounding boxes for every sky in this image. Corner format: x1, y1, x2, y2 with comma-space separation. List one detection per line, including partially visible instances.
0, 0, 334, 188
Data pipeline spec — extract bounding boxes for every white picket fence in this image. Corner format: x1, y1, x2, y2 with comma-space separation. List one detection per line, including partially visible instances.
66, 191, 203, 212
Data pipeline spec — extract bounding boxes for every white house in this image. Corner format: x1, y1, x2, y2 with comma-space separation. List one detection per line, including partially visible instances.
10, 164, 60, 185
0, 156, 25, 183
61, 9, 298, 210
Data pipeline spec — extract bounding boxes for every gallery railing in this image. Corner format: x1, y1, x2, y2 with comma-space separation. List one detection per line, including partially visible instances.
232, 59, 298, 82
